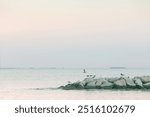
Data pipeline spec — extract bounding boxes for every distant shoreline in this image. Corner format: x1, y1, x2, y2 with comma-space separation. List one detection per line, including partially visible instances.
110, 67, 126, 69
1, 67, 150, 70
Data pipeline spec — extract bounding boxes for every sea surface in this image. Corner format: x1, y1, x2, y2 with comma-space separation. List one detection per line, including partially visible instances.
0, 68, 150, 100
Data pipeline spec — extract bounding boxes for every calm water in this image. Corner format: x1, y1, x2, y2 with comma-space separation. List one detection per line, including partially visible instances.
0, 68, 150, 100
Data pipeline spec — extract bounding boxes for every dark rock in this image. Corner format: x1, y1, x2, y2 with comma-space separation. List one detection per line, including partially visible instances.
140, 76, 150, 83
106, 77, 120, 83
143, 82, 150, 89
82, 78, 94, 86
124, 77, 136, 88
58, 86, 65, 89
85, 80, 97, 89
63, 81, 84, 90
134, 78, 143, 89
60, 76, 150, 90
95, 79, 106, 88
100, 81, 114, 89
62, 84, 75, 90
114, 78, 127, 88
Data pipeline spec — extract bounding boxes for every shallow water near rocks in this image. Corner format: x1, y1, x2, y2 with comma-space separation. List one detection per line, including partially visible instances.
0, 68, 150, 100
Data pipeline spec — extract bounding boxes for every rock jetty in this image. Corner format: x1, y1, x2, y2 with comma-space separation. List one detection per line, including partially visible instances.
59, 76, 150, 90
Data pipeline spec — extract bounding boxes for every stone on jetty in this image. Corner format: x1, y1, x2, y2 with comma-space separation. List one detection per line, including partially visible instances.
124, 77, 136, 88
143, 82, 150, 89
63, 81, 84, 90
106, 78, 119, 83
100, 81, 113, 89
85, 80, 97, 89
140, 76, 150, 84
82, 78, 94, 86
114, 78, 126, 88
134, 79, 143, 89
60, 75, 150, 90
95, 79, 106, 88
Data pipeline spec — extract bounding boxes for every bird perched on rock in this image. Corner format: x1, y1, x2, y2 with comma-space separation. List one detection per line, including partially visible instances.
86, 75, 96, 78
120, 73, 125, 77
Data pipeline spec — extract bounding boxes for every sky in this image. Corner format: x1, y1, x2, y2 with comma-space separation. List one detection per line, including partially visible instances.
0, 0, 150, 68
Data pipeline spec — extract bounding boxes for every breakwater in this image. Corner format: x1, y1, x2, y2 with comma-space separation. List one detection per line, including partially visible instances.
60, 76, 150, 90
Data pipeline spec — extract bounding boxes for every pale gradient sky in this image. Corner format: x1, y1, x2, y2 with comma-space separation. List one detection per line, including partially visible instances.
0, 0, 150, 68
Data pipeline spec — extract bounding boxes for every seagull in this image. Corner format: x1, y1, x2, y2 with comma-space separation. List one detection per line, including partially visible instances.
120, 73, 125, 77
83, 69, 86, 73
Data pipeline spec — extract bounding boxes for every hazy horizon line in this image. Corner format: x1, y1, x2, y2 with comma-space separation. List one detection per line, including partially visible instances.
0, 67, 150, 69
